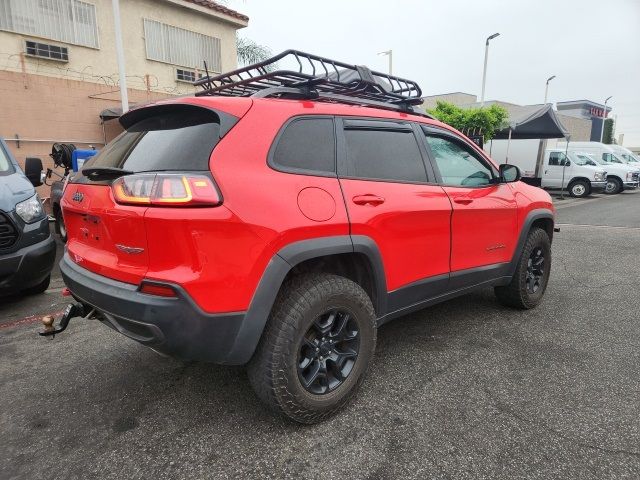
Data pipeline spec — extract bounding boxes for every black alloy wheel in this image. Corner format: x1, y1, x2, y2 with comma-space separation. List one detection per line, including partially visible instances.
526, 247, 545, 294
297, 308, 360, 395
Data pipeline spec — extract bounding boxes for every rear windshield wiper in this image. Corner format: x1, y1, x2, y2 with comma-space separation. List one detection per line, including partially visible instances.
82, 167, 134, 180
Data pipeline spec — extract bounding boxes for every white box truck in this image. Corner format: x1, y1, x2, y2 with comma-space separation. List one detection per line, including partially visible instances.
485, 139, 607, 197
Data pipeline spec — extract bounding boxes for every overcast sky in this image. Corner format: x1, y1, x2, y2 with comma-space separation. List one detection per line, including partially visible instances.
226, 0, 640, 146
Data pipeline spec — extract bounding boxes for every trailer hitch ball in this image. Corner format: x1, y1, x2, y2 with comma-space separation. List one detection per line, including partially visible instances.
39, 303, 88, 338
41, 315, 55, 334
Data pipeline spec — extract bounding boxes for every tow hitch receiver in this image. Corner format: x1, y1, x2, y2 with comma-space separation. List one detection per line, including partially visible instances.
39, 303, 92, 338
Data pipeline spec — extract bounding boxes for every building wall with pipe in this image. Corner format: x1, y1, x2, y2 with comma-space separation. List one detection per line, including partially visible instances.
0, 0, 247, 203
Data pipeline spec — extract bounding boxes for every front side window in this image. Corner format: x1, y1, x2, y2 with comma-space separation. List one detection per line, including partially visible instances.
272, 118, 336, 174
603, 153, 622, 164
548, 152, 568, 166
343, 126, 427, 183
425, 135, 493, 187
0, 144, 15, 175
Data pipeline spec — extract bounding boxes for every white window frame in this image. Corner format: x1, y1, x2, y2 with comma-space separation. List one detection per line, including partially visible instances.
143, 18, 222, 72
0, 0, 100, 49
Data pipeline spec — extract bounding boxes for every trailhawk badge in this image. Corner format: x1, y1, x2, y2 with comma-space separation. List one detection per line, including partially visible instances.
116, 244, 145, 255
72, 191, 84, 203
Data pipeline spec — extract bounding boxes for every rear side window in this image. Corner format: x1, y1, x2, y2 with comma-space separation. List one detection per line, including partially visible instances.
79, 109, 221, 175
271, 118, 336, 174
343, 126, 428, 183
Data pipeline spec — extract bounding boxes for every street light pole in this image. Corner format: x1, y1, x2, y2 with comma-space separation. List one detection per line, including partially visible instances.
480, 32, 500, 107
378, 50, 393, 75
599, 96, 612, 143
535, 75, 556, 178
544, 75, 556, 104
111, 0, 129, 114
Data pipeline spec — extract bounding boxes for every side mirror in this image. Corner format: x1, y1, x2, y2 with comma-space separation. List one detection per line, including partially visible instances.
499, 164, 521, 183
564, 160, 571, 166
24, 157, 43, 187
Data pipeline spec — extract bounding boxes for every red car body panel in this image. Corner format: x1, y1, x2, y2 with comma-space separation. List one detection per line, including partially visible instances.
443, 184, 518, 271
339, 179, 451, 291
62, 96, 554, 316
62, 184, 149, 285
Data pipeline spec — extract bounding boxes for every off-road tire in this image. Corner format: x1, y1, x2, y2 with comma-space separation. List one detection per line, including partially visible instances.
568, 180, 589, 198
24, 275, 51, 295
605, 177, 623, 195
495, 227, 551, 309
247, 273, 376, 424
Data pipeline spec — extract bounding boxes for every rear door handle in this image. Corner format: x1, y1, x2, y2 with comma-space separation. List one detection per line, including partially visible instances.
453, 198, 473, 205
352, 194, 385, 206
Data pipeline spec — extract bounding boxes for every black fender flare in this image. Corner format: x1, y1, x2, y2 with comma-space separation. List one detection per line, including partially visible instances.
224, 235, 387, 364
507, 208, 555, 277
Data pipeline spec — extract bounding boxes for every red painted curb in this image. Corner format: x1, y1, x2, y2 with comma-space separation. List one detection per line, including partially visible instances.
0, 310, 65, 331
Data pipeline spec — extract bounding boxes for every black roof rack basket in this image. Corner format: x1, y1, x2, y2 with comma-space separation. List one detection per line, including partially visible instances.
195, 50, 429, 116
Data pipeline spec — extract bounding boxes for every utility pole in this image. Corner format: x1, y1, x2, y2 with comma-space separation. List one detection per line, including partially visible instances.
378, 50, 393, 75
480, 33, 500, 107
112, 0, 129, 114
600, 96, 612, 143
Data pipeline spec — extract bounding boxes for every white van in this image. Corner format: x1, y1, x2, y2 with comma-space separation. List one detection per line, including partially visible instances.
609, 144, 640, 168
540, 149, 607, 197
557, 142, 640, 194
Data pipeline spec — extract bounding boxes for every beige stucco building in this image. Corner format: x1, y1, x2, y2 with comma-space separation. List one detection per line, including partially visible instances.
0, 0, 248, 199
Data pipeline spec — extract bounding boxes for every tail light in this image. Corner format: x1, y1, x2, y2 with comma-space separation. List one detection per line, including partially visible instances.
112, 173, 221, 207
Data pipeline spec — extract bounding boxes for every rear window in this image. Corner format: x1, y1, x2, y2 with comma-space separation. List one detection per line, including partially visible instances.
77, 109, 221, 179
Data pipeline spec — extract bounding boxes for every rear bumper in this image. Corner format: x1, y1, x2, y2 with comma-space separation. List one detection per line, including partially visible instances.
0, 235, 56, 295
59, 253, 251, 365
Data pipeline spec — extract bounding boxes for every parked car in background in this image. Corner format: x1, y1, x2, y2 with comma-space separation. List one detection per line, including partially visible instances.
0, 138, 56, 296
52, 51, 557, 423
538, 149, 607, 197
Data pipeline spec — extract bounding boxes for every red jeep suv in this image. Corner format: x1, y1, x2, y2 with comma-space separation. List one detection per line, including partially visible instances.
58, 51, 555, 423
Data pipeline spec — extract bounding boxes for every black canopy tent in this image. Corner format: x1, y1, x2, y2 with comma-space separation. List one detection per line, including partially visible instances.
493, 103, 569, 140
488, 104, 570, 173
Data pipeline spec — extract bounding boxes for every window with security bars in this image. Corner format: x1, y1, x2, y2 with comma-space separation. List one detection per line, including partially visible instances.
176, 68, 204, 83
0, 0, 99, 49
25, 40, 69, 61
144, 19, 221, 72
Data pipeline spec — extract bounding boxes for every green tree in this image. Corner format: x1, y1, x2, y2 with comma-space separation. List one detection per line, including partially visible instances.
602, 118, 614, 144
427, 101, 508, 142
236, 36, 272, 67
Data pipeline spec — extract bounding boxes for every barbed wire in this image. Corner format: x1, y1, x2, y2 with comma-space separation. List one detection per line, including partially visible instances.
0, 51, 196, 95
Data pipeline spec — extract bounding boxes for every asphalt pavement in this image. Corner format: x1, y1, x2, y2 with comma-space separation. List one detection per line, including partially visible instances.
1, 191, 639, 479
